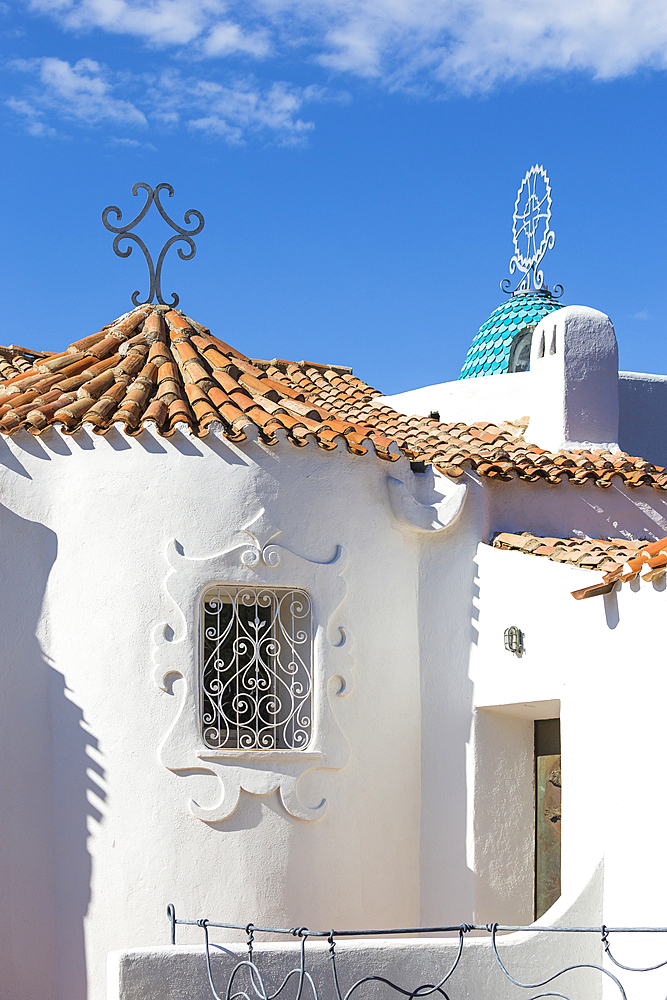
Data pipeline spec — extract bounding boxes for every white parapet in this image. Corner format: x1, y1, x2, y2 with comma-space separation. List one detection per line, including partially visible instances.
108, 870, 604, 1000
618, 371, 667, 467
378, 369, 533, 428
378, 305, 620, 454
108, 914, 603, 1000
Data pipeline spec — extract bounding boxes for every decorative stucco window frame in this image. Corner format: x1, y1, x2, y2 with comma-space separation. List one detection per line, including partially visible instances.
153, 509, 351, 824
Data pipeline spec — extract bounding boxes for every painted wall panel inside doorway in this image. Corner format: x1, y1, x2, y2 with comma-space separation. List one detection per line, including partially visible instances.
535, 718, 561, 919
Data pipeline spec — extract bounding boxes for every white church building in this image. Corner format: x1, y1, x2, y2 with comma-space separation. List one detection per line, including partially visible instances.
2, 171, 667, 1000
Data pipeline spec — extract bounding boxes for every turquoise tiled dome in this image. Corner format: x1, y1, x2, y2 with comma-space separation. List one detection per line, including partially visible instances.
459, 291, 563, 379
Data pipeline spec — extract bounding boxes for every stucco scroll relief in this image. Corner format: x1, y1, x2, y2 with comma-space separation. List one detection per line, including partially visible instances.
387, 468, 467, 533
239, 508, 283, 567
153, 510, 352, 824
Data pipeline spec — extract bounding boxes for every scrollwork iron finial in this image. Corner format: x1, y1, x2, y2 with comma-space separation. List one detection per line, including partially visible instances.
102, 182, 205, 307
500, 165, 562, 297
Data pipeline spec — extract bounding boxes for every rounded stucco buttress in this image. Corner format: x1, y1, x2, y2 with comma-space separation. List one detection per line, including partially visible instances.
527, 305, 619, 453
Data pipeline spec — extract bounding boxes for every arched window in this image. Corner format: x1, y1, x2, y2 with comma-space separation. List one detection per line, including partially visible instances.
508, 328, 533, 373
200, 585, 313, 751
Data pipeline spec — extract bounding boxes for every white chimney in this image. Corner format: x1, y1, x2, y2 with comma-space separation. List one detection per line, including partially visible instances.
527, 305, 619, 453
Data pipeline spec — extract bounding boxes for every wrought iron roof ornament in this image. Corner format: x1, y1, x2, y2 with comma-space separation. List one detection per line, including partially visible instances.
102, 182, 205, 307
501, 165, 563, 298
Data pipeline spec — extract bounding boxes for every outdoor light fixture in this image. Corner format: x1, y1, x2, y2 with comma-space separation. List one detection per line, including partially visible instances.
504, 626, 523, 655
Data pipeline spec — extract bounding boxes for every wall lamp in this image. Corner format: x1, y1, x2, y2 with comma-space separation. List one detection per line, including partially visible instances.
504, 626, 524, 655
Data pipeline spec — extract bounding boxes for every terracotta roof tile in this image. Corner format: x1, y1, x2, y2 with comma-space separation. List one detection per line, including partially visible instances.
492, 531, 667, 599
1, 302, 666, 489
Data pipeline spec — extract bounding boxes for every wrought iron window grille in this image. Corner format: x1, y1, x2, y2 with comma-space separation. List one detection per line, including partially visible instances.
200, 585, 313, 751
504, 625, 524, 655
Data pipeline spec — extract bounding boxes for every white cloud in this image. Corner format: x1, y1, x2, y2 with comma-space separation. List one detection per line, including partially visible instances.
19, 0, 667, 91
202, 20, 271, 57
107, 135, 158, 148
14, 0, 667, 142
5, 95, 57, 134
26, 0, 223, 46
303, 0, 667, 91
6, 56, 323, 142
10, 57, 146, 125
634, 309, 652, 320
25, 0, 270, 54
189, 115, 243, 140
154, 72, 319, 143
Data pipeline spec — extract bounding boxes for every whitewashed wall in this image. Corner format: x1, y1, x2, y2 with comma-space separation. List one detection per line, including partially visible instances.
109, 867, 603, 1000
382, 370, 667, 471
380, 306, 622, 452
618, 372, 667, 468
414, 464, 667, 930
0, 424, 428, 1000
469, 538, 667, 946
381, 307, 667, 466
3, 415, 667, 1000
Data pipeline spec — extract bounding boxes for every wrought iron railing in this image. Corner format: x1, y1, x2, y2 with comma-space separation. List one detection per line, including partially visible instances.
166, 906, 667, 1000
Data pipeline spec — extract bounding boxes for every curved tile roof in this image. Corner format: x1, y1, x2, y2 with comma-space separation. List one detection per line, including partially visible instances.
493, 532, 653, 571
459, 290, 563, 379
0, 303, 666, 491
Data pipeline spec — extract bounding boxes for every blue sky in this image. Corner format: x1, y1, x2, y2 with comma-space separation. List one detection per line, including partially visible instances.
3, 0, 667, 393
